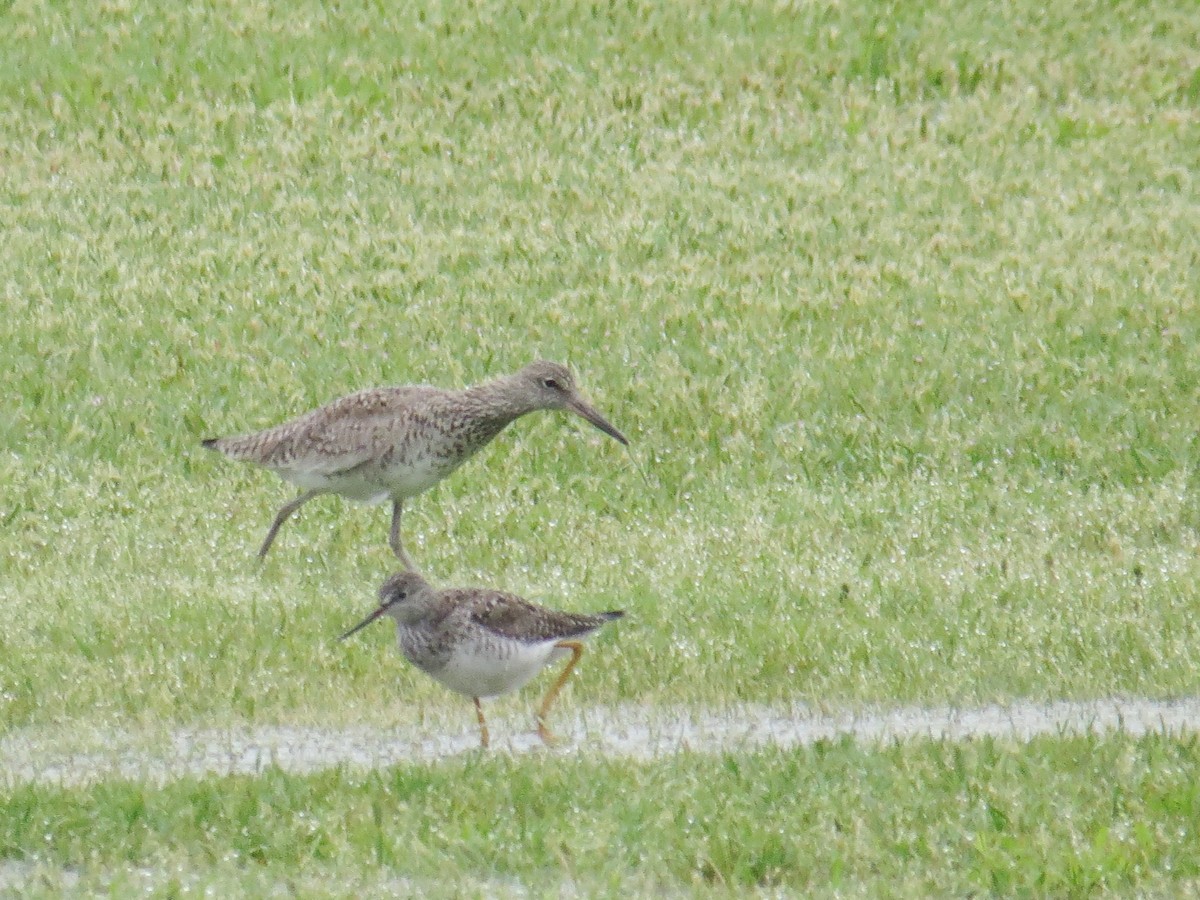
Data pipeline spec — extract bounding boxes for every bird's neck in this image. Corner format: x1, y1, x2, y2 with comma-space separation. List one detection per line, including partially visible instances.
388, 604, 427, 628
388, 591, 445, 627
459, 374, 540, 430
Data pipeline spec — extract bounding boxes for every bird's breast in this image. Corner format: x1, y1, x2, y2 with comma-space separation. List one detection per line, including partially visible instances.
408, 632, 563, 700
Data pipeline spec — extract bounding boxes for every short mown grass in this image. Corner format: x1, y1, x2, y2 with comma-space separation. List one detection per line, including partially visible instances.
5, 733, 1200, 895
2, 0, 1199, 892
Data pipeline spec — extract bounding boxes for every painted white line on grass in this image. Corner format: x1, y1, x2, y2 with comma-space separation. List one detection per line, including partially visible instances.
3, 697, 1199, 787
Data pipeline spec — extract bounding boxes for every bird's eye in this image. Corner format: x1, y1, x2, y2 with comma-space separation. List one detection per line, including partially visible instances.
542, 378, 560, 390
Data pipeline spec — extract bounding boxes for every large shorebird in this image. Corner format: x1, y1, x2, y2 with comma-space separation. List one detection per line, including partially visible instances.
339, 570, 623, 748
202, 361, 627, 567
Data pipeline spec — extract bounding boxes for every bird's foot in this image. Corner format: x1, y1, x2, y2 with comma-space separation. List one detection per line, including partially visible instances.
536, 719, 561, 747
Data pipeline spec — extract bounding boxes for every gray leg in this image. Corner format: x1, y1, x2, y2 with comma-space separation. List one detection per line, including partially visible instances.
389, 498, 418, 570
258, 490, 322, 559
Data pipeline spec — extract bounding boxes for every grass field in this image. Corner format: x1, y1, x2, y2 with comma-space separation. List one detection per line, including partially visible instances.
3, 0, 1200, 892
6, 733, 1200, 896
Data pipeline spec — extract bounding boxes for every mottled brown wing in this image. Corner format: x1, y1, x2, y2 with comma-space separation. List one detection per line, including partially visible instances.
253, 386, 441, 474
457, 589, 614, 644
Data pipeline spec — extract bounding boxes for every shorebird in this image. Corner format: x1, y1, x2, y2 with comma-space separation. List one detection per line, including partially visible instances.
202, 360, 627, 567
339, 570, 624, 748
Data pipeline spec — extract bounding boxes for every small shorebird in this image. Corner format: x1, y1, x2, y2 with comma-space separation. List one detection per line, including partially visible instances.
339, 570, 624, 748
202, 360, 627, 567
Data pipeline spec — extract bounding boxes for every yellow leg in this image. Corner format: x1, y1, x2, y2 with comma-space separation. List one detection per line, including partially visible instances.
536, 641, 583, 745
474, 697, 489, 749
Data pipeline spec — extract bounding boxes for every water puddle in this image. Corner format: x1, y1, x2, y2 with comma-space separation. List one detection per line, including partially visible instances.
3, 697, 1199, 787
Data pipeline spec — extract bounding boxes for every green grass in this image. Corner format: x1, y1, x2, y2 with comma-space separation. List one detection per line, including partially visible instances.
5, 734, 1200, 895
2, 0, 1199, 891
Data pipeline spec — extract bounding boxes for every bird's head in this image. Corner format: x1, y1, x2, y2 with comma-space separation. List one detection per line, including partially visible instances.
517, 360, 628, 446
338, 570, 432, 641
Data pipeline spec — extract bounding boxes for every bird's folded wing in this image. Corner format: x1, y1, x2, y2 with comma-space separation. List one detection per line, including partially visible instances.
265, 386, 439, 476
463, 591, 598, 643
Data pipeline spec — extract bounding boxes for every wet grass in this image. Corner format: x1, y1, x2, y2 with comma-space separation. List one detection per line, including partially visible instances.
2, 0, 1198, 729
2, 0, 1199, 891
4, 733, 1200, 895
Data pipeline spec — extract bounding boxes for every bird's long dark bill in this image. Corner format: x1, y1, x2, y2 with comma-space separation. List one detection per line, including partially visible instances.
338, 605, 388, 642
567, 397, 629, 446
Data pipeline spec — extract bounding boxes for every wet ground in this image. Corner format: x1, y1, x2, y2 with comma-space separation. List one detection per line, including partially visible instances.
4, 696, 1200, 787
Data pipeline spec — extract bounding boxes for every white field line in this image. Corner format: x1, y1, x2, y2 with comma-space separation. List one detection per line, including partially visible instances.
4, 697, 1200, 788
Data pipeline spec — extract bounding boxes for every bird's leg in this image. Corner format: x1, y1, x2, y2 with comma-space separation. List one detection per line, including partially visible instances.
474, 697, 490, 749
389, 499, 418, 570
258, 490, 322, 559
536, 641, 584, 745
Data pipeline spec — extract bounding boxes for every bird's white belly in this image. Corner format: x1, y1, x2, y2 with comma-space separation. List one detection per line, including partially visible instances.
377, 456, 455, 495
430, 640, 568, 700
280, 455, 451, 503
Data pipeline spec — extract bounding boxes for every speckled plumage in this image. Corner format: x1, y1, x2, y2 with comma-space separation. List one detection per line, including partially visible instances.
339, 570, 624, 747
202, 361, 628, 565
